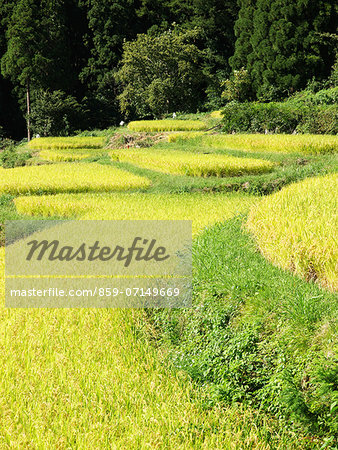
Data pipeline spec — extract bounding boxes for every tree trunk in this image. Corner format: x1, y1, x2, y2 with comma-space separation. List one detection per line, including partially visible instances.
26, 81, 31, 142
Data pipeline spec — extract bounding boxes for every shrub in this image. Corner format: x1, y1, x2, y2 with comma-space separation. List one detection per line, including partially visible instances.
290, 87, 338, 106
247, 174, 338, 290
111, 148, 274, 177
221, 68, 252, 102
296, 105, 338, 135
128, 120, 206, 132
0, 163, 151, 195
0, 139, 31, 168
221, 101, 338, 135
30, 90, 87, 137
221, 102, 304, 134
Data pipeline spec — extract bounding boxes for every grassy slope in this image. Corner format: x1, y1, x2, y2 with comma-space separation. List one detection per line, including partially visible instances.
149, 218, 338, 447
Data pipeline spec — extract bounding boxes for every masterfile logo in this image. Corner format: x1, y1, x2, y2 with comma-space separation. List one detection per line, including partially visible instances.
25, 237, 170, 267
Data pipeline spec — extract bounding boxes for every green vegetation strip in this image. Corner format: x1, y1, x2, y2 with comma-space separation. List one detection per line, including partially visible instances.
150, 217, 338, 444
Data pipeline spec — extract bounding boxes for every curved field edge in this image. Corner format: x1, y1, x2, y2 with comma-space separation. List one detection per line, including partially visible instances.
28, 136, 106, 150
247, 174, 337, 291
168, 133, 338, 155
39, 149, 108, 162
0, 164, 151, 195
128, 120, 207, 132
13, 192, 256, 236
110, 148, 275, 177
148, 217, 338, 444
0, 248, 311, 448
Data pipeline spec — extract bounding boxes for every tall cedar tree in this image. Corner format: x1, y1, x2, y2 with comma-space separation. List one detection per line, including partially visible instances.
0, 0, 25, 138
81, 0, 141, 86
79, 0, 144, 127
230, 0, 256, 70
1, 0, 85, 139
1, 0, 47, 140
191, 0, 238, 74
231, 0, 337, 99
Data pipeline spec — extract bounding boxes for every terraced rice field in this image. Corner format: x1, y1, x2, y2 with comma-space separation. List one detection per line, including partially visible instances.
28, 136, 105, 150
39, 149, 108, 161
111, 148, 274, 177
0, 164, 151, 194
210, 110, 223, 118
14, 192, 255, 235
169, 133, 338, 154
128, 120, 206, 132
0, 248, 281, 449
1, 121, 337, 448
247, 173, 338, 290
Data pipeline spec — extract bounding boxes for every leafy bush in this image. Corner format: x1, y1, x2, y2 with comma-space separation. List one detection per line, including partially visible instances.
0, 163, 151, 194
111, 148, 274, 177
290, 87, 338, 105
247, 174, 338, 290
297, 105, 338, 135
221, 102, 304, 134
0, 139, 31, 168
128, 120, 206, 132
221, 68, 252, 103
115, 29, 205, 118
221, 98, 338, 135
30, 90, 87, 137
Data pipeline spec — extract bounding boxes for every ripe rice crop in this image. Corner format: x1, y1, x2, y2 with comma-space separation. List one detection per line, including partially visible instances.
0, 246, 304, 448
128, 120, 207, 132
210, 110, 223, 118
167, 132, 207, 142
247, 173, 338, 290
14, 192, 255, 235
39, 149, 107, 162
111, 148, 274, 177
0, 164, 150, 195
28, 136, 105, 150
169, 133, 338, 154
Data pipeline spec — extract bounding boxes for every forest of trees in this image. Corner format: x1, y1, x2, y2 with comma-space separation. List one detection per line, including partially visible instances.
0, 0, 337, 139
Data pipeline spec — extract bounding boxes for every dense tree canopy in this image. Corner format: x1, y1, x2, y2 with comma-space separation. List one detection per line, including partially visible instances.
231, 0, 337, 99
116, 28, 205, 117
0, 0, 336, 138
